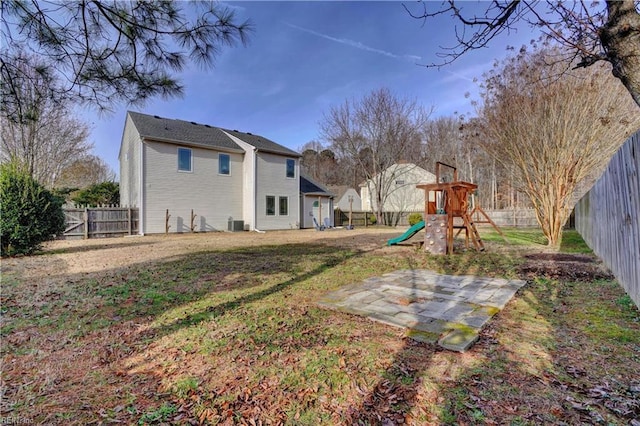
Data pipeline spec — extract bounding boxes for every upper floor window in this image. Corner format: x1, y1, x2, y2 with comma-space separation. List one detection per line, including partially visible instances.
219, 153, 230, 175
395, 179, 405, 185
178, 147, 192, 172
286, 158, 295, 178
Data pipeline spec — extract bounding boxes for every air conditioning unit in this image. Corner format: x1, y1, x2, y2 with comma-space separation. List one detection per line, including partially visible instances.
228, 220, 244, 232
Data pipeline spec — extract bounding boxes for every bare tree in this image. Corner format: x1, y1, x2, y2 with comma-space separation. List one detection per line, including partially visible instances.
422, 116, 474, 177
56, 155, 116, 190
0, 61, 93, 188
299, 141, 324, 181
421, 115, 523, 210
1, 1, 252, 117
478, 47, 640, 246
320, 88, 432, 224
406, 0, 640, 108
299, 141, 343, 185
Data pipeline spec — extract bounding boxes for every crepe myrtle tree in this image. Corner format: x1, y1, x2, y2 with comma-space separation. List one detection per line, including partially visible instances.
406, 0, 640, 108
476, 46, 640, 247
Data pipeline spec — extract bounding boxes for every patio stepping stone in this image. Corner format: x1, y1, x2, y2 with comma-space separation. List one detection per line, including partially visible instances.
317, 269, 526, 352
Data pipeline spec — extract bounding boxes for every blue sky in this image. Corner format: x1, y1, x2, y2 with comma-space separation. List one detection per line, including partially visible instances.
84, 1, 538, 177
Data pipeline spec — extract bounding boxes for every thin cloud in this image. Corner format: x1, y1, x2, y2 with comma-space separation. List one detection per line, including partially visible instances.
218, 2, 246, 13
284, 22, 421, 63
438, 60, 495, 84
443, 70, 475, 83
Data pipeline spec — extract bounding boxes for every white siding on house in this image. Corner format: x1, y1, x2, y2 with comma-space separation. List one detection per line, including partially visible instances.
361, 164, 436, 212
224, 132, 257, 230
255, 152, 300, 230
334, 188, 362, 211
119, 115, 141, 209
142, 140, 244, 233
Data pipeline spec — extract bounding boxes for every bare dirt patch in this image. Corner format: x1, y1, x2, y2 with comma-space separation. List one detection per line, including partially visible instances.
518, 252, 614, 281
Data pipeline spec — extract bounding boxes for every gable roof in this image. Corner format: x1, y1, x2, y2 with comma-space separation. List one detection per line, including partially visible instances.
301, 175, 334, 197
127, 111, 299, 157
222, 128, 300, 157
326, 185, 360, 200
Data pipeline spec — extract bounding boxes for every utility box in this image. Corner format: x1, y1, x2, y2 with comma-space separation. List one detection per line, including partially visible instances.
424, 214, 447, 254
228, 220, 244, 232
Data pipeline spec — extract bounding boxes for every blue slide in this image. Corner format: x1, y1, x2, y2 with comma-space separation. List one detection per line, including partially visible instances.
387, 221, 425, 246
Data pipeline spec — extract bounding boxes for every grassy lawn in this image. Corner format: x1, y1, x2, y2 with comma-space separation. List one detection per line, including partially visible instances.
1, 229, 638, 424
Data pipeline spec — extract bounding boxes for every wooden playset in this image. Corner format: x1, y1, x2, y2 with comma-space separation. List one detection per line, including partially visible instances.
416, 162, 503, 255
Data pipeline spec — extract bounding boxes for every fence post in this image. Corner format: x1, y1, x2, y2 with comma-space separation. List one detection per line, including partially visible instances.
128, 207, 132, 235
83, 208, 89, 239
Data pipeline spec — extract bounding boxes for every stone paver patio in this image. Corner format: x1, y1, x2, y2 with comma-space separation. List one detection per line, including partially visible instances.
318, 270, 527, 352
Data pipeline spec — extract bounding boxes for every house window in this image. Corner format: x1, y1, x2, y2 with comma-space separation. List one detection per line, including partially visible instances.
286, 159, 295, 178
395, 179, 405, 185
279, 196, 288, 215
219, 153, 230, 175
266, 196, 275, 216
178, 148, 192, 172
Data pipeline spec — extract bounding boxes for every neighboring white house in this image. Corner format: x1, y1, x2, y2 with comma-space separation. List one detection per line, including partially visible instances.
300, 175, 334, 229
327, 185, 362, 212
360, 163, 436, 213
119, 111, 301, 234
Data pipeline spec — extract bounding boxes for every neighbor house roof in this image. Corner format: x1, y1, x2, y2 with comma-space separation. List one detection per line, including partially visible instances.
326, 185, 360, 200
128, 111, 299, 157
301, 175, 334, 197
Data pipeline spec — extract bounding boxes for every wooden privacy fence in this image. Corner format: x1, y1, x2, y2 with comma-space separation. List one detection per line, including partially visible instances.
62, 207, 139, 239
333, 210, 377, 227
575, 131, 639, 308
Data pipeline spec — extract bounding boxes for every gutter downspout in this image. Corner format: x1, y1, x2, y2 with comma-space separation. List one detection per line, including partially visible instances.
253, 148, 262, 232
139, 138, 145, 235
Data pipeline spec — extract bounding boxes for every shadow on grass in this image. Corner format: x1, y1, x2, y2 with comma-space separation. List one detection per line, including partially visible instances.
1, 243, 362, 352
431, 248, 640, 424
37, 239, 156, 256
341, 229, 638, 424
343, 250, 520, 424
11, 229, 630, 423
1, 239, 372, 423
145, 244, 362, 339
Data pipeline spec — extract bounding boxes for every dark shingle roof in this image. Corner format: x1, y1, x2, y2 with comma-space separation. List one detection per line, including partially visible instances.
128, 111, 300, 156
222, 128, 300, 157
301, 175, 333, 196
128, 111, 242, 152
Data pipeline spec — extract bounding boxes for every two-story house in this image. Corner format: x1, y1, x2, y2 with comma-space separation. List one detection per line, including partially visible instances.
119, 111, 301, 234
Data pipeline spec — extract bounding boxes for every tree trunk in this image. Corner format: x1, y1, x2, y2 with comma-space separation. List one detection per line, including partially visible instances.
601, 0, 640, 108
